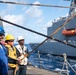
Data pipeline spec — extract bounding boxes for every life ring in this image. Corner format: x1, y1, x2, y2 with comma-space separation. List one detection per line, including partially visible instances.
62, 29, 76, 36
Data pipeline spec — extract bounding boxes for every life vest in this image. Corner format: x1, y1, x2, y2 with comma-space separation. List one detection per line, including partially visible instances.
5, 45, 17, 68
16, 45, 28, 65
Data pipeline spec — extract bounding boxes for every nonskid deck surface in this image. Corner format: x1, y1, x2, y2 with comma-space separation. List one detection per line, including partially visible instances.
26, 65, 65, 75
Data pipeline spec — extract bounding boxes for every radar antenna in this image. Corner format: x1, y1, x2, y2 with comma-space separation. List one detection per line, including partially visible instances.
64, 0, 76, 15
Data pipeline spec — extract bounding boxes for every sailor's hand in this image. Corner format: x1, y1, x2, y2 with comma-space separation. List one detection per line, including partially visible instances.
16, 58, 21, 63
17, 59, 22, 63
20, 53, 23, 56
24, 54, 28, 57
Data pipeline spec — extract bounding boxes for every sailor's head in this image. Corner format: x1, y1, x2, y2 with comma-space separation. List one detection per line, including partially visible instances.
0, 26, 5, 41
17, 36, 24, 45
5, 34, 15, 46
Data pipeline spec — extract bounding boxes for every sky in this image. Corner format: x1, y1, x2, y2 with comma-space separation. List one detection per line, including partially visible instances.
0, 0, 71, 44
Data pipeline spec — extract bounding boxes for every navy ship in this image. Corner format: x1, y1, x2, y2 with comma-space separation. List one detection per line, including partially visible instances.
29, 0, 76, 59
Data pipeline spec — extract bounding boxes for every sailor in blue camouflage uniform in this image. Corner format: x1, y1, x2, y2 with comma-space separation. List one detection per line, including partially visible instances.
0, 26, 8, 75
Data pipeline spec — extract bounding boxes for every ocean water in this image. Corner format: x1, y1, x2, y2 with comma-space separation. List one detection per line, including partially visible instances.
15, 44, 76, 75
29, 53, 76, 75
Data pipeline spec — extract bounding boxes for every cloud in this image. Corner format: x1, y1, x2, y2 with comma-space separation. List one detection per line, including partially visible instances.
39, 20, 52, 34
2, 14, 29, 43
25, 1, 42, 18
1, 0, 11, 1
25, 1, 43, 26
26, 7, 42, 18
33, 1, 40, 4
0, 0, 17, 16
1, 0, 17, 1
3, 14, 25, 27
44, 20, 52, 27
36, 18, 43, 24
0, 1, 45, 43
2, 14, 44, 43
3, 14, 26, 39
64, 13, 69, 17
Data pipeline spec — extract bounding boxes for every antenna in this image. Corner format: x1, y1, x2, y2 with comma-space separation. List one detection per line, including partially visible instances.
63, 0, 76, 15
67, 0, 76, 15
0, 17, 3, 28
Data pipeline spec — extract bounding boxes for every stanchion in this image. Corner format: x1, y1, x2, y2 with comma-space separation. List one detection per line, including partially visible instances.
38, 51, 42, 69
60, 53, 76, 75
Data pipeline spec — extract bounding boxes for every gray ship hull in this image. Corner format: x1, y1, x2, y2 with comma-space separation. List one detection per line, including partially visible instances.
29, 42, 76, 59
29, 17, 76, 59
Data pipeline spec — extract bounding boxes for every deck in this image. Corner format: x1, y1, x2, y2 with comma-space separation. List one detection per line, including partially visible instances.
26, 65, 66, 75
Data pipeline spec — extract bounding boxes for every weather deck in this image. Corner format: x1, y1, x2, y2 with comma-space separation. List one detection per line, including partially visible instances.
26, 65, 65, 75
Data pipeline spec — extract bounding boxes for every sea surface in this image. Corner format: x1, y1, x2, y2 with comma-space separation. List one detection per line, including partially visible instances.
16, 44, 76, 75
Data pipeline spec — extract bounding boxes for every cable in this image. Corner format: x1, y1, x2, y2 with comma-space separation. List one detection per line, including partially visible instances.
0, 18, 76, 49
0, 1, 75, 8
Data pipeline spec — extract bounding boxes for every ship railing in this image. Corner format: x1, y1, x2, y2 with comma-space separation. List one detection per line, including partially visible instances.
59, 53, 76, 75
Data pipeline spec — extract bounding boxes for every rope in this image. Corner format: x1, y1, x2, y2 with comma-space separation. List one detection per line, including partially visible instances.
67, 61, 76, 74
0, 18, 76, 49
63, 53, 76, 74
61, 53, 69, 75
29, 12, 76, 55
0, 1, 76, 8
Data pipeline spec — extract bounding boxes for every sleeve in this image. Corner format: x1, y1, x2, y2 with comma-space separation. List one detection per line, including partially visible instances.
2, 45, 8, 57
0, 45, 8, 75
6, 47, 17, 64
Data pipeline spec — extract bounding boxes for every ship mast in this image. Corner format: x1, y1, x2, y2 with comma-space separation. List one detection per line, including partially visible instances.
69, 0, 76, 15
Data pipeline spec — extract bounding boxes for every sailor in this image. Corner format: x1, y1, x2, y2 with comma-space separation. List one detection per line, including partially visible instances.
5, 34, 18, 75
15, 36, 28, 75
0, 26, 8, 75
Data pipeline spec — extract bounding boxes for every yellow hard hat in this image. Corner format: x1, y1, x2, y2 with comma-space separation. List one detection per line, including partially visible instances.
5, 34, 15, 41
